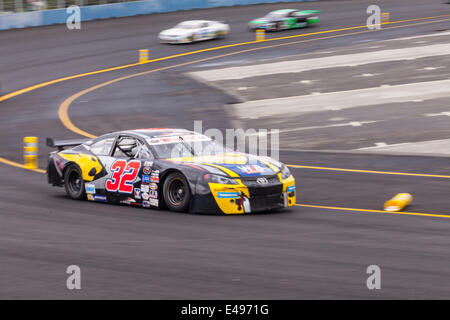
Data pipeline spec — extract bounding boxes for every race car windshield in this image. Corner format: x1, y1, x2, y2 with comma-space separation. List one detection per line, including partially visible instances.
151, 139, 232, 159
265, 12, 286, 20
175, 22, 197, 29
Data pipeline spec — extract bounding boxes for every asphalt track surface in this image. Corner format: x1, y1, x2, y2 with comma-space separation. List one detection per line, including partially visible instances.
1, 0, 450, 299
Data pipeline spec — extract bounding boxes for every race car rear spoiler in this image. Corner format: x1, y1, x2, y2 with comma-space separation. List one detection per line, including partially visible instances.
46, 137, 91, 150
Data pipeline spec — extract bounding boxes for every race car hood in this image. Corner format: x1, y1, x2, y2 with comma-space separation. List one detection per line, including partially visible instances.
168, 153, 281, 177
159, 28, 192, 37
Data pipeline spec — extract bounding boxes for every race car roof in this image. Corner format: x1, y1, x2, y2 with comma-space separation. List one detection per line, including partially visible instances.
272, 9, 296, 13
127, 128, 194, 138
176, 20, 212, 27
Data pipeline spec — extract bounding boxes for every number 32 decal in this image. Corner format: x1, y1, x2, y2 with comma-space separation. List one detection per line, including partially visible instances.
106, 160, 141, 193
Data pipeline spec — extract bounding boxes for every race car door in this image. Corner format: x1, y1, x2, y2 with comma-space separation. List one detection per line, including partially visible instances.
104, 135, 156, 206
197, 22, 214, 40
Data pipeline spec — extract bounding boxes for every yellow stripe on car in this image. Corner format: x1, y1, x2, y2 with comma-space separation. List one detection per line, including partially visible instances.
59, 153, 103, 181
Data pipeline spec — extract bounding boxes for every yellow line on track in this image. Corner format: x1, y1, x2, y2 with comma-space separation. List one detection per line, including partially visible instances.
295, 204, 450, 219
287, 164, 450, 179
0, 157, 46, 173
1, 13, 450, 103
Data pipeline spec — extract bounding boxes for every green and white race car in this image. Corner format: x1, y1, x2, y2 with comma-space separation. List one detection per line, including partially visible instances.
248, 9, 320, 31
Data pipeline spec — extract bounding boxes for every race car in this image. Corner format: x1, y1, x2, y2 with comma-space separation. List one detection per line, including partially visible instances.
248, 9, 320, 31
46, 129, 296, 214
158, 20, 229, 44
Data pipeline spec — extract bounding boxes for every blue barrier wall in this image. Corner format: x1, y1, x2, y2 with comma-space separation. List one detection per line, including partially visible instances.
0, 0, 315, 30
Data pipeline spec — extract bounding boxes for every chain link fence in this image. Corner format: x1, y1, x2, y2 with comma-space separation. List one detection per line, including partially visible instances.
0, 0, 141, 12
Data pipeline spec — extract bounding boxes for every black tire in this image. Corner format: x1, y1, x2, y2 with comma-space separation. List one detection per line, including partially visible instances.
275, 22, 283, 31
163, 172, 191, 212
64, 164, 86, 200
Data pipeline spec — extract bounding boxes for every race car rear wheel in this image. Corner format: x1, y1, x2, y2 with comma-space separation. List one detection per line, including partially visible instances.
64, 164, 86, 200
163, 172, 190, 212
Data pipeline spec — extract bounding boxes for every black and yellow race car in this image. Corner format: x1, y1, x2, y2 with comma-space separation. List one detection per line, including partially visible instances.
47, 129, 296, 214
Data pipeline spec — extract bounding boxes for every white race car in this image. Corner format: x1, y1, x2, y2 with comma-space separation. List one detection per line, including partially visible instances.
158, 20, 229, 44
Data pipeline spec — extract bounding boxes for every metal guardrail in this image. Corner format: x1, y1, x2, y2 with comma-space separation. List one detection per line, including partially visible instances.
0, 0, 141, 12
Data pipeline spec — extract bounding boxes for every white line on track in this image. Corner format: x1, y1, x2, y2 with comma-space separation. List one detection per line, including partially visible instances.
231, 79, 450, 119
383, 31, 450, 41
353, 73, 381, 77
189, 43, 450, 81
424, 112, 450, 117
357, 139, 450, 155
251, 121, 380, 135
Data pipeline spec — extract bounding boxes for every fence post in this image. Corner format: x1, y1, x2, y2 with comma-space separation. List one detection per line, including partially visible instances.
15, 0, 23, 12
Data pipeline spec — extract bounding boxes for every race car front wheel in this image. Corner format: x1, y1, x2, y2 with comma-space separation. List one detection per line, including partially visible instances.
163, 172, 191, 212
64, 164, 86, 200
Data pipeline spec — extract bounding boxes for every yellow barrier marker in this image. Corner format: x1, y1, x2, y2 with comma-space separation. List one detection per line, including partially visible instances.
139, 49, 149, 63
384, 193, 412, 212
256, 29, 265, 41
382, 12, 390, 24
24, 136, 38, 169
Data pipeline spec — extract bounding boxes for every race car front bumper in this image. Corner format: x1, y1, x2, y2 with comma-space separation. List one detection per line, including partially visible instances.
193, 174, 296, 214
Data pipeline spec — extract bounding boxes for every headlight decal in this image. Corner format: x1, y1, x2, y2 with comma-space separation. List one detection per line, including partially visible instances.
281, 165, 291, 180
205, 173, 238, 185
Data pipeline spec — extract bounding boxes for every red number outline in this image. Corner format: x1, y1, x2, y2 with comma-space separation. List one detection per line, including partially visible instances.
105, 160, 141, 193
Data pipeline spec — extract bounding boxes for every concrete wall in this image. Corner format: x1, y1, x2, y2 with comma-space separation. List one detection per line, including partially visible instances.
0, 0, 315, 30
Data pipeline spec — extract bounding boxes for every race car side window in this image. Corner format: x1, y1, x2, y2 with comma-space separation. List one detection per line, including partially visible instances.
136, 144, 154, 160
89, 137, 115, 156
111, 136, 153, 159
113, 137, 139, 158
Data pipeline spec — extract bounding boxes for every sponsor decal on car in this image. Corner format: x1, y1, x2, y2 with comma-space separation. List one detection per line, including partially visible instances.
150, 170, 160, 182
85, 184, 96, 194
142, 200, 151, 208
144, 161, 153, 167
93, 195, 107, 202
143, 167, 151, 175
287, 185, 296, 192
142, 175, 151, 183
146, 134, 211, 145
140, 184, 149, 193
149, 190, 158, 199
150, 183, 158, 190
121, 197, 137, 205
87, 194, 107, 202
217, 192, 240, 199
237, 165, 265, 174
142, 192, 149, 200
149, 198, 159, 207
134, 188, 141, 199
